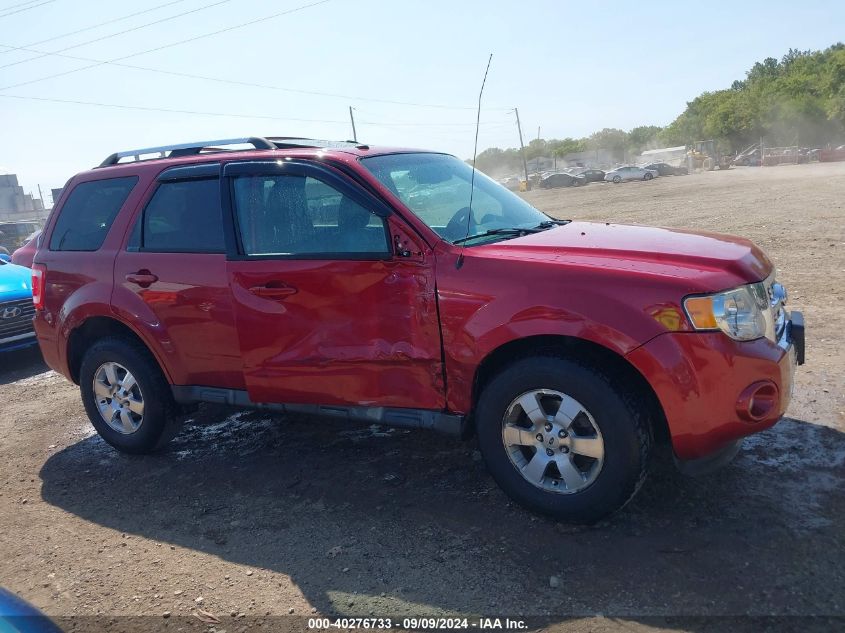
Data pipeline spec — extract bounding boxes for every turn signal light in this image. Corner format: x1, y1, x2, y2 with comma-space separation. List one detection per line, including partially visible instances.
684, 296, 717, 329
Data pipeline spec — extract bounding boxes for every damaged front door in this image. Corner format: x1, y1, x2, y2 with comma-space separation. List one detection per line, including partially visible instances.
224, 160, 444, 409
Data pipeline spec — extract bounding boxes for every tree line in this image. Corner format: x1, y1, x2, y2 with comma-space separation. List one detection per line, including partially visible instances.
473, 43, 845, 175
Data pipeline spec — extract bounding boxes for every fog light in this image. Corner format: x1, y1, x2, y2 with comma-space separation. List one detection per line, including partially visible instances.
736, 381, 779, 422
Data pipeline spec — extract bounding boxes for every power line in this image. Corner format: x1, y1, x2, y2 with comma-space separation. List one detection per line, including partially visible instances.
0, 0, 45, 10
0, 0, 54, 19
0, 93, 515, 136
0, 0, 334, 91
0, 42, 503, 111
0, 0, 191, 55
0, 0, 232, 70
358, 120, 512, 127
0, 92, 351, 124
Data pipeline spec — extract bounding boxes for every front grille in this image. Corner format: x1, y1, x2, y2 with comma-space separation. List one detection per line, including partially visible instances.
0, 298, 35, 341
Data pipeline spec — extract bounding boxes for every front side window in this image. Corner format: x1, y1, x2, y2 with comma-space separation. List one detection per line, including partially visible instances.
139, 178, 224, 252
361, 153, 550, 244
50, 176, 137, 251
232, 174, 388, 257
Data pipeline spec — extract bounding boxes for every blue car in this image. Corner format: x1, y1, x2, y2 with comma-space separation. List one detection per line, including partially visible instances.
0, 256, 37, 352
0, 588, 62, 632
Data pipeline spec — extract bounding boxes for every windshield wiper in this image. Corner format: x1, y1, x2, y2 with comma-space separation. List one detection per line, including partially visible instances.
452, 227, 544, 245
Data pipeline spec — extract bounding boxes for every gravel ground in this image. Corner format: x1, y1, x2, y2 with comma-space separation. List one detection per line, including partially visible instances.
1, 162, 843, 633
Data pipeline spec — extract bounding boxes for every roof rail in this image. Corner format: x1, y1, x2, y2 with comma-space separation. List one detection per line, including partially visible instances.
97, 136, 276, 168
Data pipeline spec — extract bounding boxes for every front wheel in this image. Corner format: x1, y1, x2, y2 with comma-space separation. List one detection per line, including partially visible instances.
612, 175, 621, 183
475, 357, 651, 522
643, 172, 653, 181
80, 337, 181, 454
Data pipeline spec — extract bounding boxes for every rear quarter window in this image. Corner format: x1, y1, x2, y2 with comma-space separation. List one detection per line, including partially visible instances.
49, 176, 138, 251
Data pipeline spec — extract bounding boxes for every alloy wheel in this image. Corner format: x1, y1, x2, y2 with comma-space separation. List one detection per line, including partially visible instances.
93, 362, 144, 434
501, 389, 604, 494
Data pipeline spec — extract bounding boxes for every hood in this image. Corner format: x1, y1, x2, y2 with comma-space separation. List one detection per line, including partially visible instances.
475, 221, 772, 290
0, 261, 33, 302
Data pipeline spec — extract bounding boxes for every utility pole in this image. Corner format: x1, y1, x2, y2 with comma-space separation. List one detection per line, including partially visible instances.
349, 106, 358, 142
514, 108, 530, 190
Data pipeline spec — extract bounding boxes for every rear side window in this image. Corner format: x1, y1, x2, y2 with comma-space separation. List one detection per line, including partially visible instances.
49, 176, 138, 251
138, 178, 224, 253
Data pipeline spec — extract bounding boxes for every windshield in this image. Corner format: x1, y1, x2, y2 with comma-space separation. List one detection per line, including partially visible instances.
361, 153, 552, 244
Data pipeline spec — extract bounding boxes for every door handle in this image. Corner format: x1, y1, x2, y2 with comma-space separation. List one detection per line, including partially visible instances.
249, 283, 297, 299
125, 270, 158, 288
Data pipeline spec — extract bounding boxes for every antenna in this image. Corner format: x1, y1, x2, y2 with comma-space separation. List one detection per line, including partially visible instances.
456, 53, 493, 270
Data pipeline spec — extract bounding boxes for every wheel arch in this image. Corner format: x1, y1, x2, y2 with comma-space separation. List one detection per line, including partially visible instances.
66, 316, 171, 385
471, 334, 669, 444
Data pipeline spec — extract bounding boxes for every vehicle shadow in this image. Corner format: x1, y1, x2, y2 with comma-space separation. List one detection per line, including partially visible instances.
39, 408, 845, 623
0, 345, 48, 385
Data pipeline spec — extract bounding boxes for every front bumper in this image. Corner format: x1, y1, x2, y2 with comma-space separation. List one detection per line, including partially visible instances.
626, 311, 804, 462
0, 331, 38, 352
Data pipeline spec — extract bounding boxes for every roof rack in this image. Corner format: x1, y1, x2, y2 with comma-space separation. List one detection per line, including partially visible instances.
97, 136, 276, 167
97, 136, 366, 168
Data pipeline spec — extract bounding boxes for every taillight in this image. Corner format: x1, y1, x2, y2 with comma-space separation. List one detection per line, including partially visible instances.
31, 264, 46, 310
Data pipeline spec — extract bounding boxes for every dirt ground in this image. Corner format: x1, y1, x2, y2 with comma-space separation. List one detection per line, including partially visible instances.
1, 162, 843, 633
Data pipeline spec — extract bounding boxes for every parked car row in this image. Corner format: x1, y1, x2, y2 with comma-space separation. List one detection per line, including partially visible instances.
497, 161, 689, 191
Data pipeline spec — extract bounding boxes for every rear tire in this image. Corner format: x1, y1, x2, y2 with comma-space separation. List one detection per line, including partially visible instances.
644, 172, 653, 181
475, 357, 651, 523
80, 337, 181, 454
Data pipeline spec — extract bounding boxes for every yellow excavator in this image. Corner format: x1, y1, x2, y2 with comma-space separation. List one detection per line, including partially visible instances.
688, 140, 731, 171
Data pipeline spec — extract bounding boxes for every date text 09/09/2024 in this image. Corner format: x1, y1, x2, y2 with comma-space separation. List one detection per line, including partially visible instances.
308, 617, 528, 630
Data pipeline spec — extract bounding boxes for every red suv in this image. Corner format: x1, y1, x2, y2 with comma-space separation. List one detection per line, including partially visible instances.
32, 137, 805, 522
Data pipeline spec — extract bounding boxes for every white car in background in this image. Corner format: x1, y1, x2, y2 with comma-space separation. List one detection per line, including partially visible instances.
604, 166, 658, 183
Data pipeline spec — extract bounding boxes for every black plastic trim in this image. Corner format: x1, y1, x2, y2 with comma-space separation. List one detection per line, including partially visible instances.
790, 310, 805, 365
171, 386, 465, 436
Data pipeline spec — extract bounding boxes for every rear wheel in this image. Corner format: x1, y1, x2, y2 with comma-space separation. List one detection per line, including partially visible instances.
80, 337, 181, 454
475, 357, 651, 522
643, 172, 653, 181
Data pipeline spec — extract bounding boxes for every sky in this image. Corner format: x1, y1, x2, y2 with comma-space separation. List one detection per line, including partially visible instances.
1, 0, 843, 200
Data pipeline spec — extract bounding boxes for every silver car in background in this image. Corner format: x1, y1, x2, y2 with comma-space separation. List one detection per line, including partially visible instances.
604, 166, 658, 183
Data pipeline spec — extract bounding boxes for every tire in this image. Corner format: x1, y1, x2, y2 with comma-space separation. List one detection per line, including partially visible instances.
79, 336, 181, 454
475, 357, 651, 523
612, 175, 621, 183
643, 172, 653, 181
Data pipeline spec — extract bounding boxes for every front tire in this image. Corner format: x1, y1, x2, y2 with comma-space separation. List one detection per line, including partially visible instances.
643, 172, 653, 181
80, 337, 181, 454
612, 175, 621, 183
475, 357, 651, 522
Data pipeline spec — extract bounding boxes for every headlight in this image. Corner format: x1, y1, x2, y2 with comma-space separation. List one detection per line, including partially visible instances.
684, 283, 768, 341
